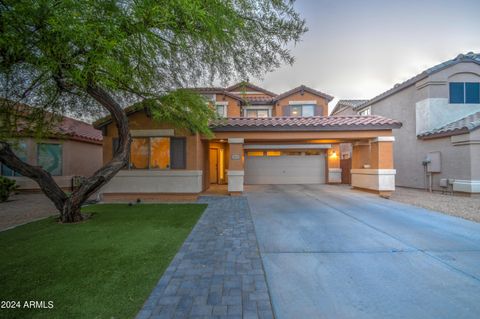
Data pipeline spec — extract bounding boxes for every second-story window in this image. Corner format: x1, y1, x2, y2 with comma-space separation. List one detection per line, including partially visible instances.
215, 103, 227, 117
449, 82, 480, 104
358, 107, 371, 116
246, 109, 269, 118
290, 104, 315, 117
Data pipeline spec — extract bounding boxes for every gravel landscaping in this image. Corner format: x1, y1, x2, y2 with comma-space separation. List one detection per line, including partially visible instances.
0, 193, 57, 231
390, 187, 480, 223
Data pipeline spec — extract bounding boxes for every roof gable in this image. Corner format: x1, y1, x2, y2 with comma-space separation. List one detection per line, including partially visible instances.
331, 99, 367, 115
274, 85, 334, 102
356, 52, 480, 110
226, 82, 277, 97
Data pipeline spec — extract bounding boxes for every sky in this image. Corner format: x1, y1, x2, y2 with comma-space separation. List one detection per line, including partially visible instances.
252, 0, 480, 111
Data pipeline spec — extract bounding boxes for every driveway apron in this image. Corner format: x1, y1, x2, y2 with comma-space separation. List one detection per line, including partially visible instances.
246, 184, 480, 319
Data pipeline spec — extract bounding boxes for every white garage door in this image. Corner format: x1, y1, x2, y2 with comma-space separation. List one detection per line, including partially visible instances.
245, 153, 326, 184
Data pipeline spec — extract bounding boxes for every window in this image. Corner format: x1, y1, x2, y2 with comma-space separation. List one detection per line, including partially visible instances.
37, 144, 62, 176
358, 107, 371, 116
290, 104, 316, 117
466, 83, 480, 103
150, 137, 170, 169
305, 150, 322, 156
130, 138, 149, 169
129, 137, 185, 169
266, 151, 281, 156
215, 104, 227, 117
1, 142, 27, 176
246, 151, 264, 156
450, 82, 480, 104
246, 109, 269, 118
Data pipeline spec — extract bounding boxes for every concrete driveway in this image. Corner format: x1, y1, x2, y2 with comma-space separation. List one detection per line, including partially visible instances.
246, 184, 480, 319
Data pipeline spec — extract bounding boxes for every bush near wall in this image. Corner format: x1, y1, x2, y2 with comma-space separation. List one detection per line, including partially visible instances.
0, 176, 17, 202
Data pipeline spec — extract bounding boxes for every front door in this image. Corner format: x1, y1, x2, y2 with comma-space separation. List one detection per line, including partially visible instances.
209, 148, 218, 184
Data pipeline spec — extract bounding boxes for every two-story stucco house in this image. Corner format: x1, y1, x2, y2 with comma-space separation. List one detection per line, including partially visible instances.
333, 52, 480, 195
94, 82, 402, 200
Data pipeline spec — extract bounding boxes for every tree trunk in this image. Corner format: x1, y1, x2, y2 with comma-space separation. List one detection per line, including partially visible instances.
0, 141, 67, 212
0, 84, 131, 223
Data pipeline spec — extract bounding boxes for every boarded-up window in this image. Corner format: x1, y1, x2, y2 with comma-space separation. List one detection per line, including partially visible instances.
170, 137, 186, 169
128, 137, 185, 169
150, 137, 170, 169
130, 138, 149, 169
37, 143, 62, 176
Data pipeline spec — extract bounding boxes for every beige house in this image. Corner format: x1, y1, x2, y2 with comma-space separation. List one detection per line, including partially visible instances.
94, 83, 402, 201
1, 116, 103, 190
333, 52, 480, 195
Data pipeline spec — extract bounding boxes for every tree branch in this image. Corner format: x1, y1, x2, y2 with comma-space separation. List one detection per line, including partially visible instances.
0, 141, 67, 211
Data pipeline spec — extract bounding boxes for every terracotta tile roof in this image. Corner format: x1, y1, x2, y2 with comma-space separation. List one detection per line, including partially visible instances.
331, 99, 368, 115
210, 115, 402, 131
58, 117, 103, 144
4, 101, 103, 144
356, 52, 480, 110
273, 85, 334, 102
418, 111, 480, 139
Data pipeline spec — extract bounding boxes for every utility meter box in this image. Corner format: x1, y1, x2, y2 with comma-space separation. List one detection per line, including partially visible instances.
427, 151, 441, 173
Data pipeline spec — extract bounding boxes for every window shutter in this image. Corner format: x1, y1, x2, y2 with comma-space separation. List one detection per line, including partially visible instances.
170, 137, 186, 169
283, 105, 290, 116
314, 105, 323, 116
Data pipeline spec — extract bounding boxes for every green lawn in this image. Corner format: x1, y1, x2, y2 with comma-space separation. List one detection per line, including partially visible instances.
0, 203, 206, 319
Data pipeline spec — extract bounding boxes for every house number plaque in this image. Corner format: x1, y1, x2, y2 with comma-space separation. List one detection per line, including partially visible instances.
231, 154, 241, 160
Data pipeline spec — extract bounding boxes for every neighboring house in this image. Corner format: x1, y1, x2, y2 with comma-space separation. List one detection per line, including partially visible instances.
349, 52, 480, 195
1, 114, 103, 190
331, 99, 368, 116
94, 82, 402, 200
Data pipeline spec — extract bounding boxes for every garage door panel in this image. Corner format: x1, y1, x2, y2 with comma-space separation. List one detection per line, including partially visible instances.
245, 155, 325, 184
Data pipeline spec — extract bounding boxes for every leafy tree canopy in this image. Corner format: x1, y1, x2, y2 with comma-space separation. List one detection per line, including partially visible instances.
0, 0, 306, 222
1, 0, 307, 137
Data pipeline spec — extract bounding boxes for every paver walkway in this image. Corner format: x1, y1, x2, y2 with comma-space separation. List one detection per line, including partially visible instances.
137, 196, 274, 319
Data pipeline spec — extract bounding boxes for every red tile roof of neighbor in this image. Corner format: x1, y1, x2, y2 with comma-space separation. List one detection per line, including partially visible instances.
210, 115, 402, 131
57, 116, 103, 144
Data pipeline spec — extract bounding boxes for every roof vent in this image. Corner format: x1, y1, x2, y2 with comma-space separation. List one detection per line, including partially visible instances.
456, 53, 464, 60
394, 83, 401, 88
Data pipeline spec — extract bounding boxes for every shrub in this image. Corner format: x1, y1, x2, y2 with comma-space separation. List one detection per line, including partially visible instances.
0, 176, 17, 202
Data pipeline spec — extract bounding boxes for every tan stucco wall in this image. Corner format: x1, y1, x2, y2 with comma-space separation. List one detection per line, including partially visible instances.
274, 92, 329, 116
215, 94, 242, 117
365, 61, 480, 190
7, 137, 102, 190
